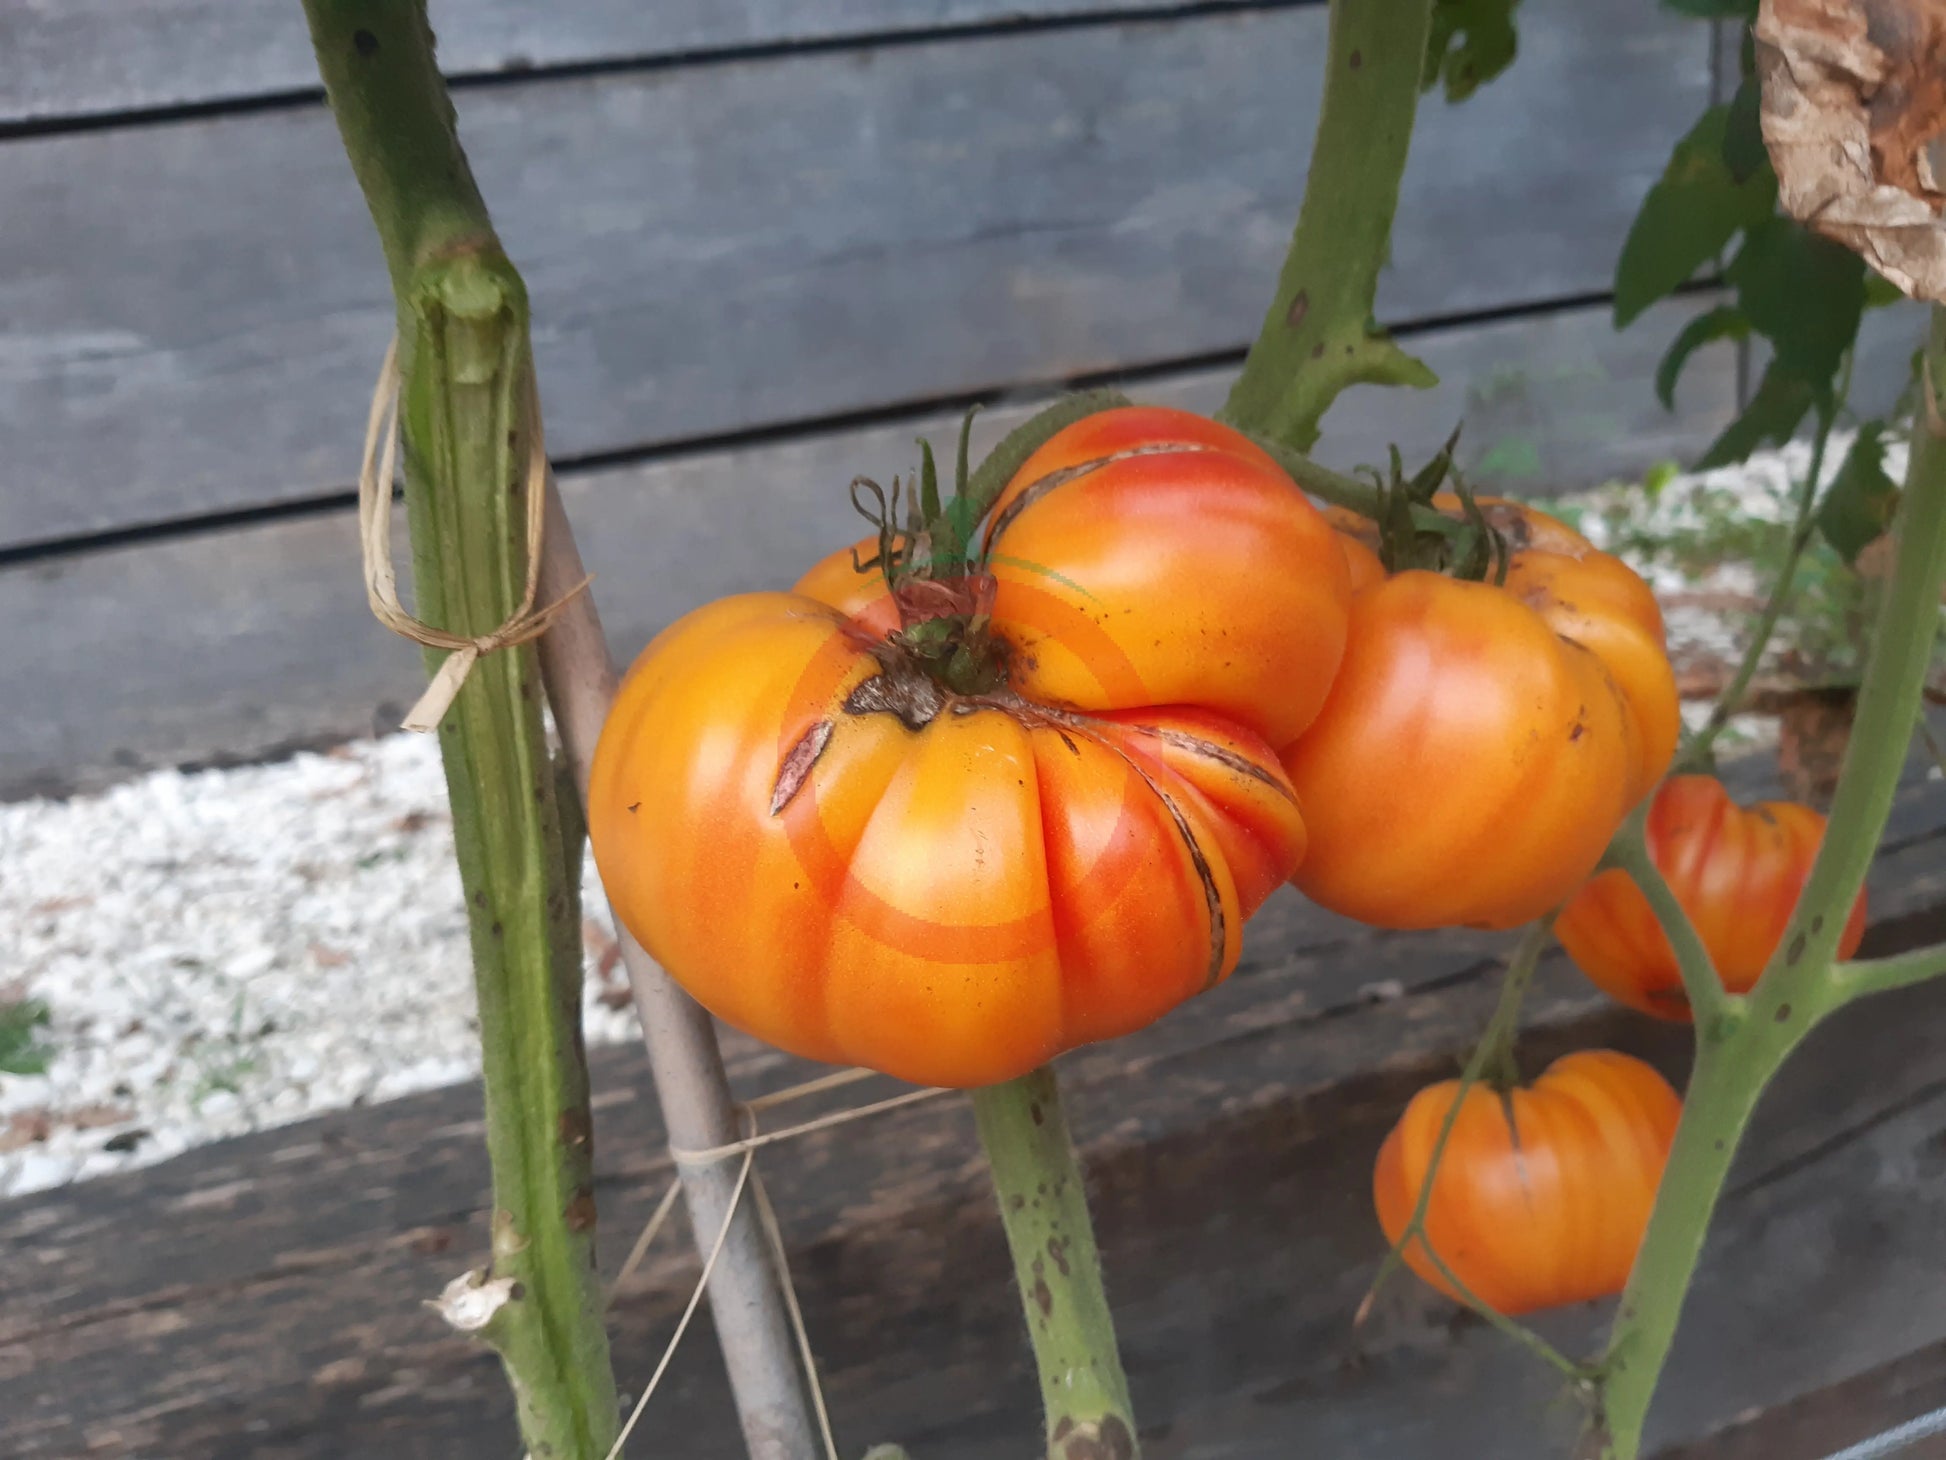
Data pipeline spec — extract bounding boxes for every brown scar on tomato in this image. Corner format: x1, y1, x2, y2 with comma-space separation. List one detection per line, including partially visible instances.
844, 665, 946, 731
769, 720, 835, 815
985, 442, 1214, 542
1105, 745, 1227, 987
1128, 723, 1299, 802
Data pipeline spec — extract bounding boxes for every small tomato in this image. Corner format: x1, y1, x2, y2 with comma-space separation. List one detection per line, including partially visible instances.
590, 407, 1351, 1087
1282, 500, 1680, 930
1373, 1049, 1681, 1315
1555, 774, 1868, 1019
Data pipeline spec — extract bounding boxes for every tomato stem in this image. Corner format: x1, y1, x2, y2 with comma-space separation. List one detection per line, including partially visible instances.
972, 1067, 1140, 1460
1677, 387, 1842, 775
1219, 0, 1440, 451
1602, 805, 1737, 1033
1357, 922, 1550, 1320
1594, 307, 1946, 1460
300, 6, 622, 1449
1831, 941, 1946, 998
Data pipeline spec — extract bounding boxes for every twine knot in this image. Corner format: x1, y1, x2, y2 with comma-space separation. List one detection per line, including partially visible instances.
359, 337, 591, 732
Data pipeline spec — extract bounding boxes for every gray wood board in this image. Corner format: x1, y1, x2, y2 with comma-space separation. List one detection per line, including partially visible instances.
4, 766, 1944, 1458
0, 0, 1711, 548
0, 296, 1736, 800
0, 0, 1212, 124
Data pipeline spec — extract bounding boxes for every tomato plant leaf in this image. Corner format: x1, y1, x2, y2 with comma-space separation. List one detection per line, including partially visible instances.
1695, 362, 1814, 469
1727, 217, 1865, 406
1613, 107, 1776, 327
1655, 305, 1749, 410
1865, 271, 1908, 309
1722, 74, 1768, 184
1816, 420, 1902, 564
1423, 0, 1520, 103
1660, 0, 1757, 16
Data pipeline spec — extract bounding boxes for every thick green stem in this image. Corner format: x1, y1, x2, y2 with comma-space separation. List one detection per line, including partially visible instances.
972, 1069, 1137, 1460
1220, 0, 1439, 450
1595, 309, 1946, 1460
303, 7, 618, 1456
1833, 941, 1946, 999
1593, 1030, 1792, 1457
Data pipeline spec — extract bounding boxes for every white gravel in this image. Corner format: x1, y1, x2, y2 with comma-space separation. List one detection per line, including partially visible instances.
0, 733, 641, 1199
0, 437, 1878, 1199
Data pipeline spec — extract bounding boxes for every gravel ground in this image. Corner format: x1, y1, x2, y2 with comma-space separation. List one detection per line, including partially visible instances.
0, 734, 641, 1198
0, 438, 1866, 1199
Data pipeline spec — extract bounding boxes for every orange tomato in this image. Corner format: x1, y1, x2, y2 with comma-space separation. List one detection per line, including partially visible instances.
1373, 1050, 1681, 1315
589, 407, 1351, 1087
1555, 774, 1868, 1019
1281, 500, 1680, 930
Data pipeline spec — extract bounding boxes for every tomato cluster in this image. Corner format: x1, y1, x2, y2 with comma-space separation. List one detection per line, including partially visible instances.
588, 398, 1860, 1315
587, 404, 1722, 1091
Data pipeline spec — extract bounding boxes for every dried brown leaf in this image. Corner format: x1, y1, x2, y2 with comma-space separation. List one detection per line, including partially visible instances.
1757, 0, 1946, 300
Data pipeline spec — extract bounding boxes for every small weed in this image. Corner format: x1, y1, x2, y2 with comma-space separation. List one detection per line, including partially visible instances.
0, 999, 53, 1077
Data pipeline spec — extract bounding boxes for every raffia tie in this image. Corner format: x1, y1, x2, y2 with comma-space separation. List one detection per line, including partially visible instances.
591, 1067, 952, 1460
359, 337, 592, 733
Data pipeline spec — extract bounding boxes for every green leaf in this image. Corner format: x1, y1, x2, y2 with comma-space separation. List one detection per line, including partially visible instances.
1865, 271, 1909, 309
1722, 74, 1768, 184
0, 999, 51, 1077
1655, 304, 1750, 410
1817, 420, 1902, 563
1660, 0, 1757, 16
1614, 107, 1777, 326
1695, 362, 1815, 469
1728, 217, 1866, 404
1423, 0, 1520, 103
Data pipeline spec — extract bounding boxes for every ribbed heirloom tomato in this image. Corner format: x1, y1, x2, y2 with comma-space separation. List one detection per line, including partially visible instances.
1282, 499, 1680, 930
1373, 1050, 1681, 1315
1556, 774, 1868, 1018
588, 407, 1353, 1088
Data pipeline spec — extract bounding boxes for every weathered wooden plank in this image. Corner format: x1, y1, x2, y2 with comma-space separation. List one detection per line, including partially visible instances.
0, 0, 1200, 125
5, 771, 1943, 1458
1654, 1339, 1946, 1460
0, 0, 1710, 548
0, 296, 1735, 801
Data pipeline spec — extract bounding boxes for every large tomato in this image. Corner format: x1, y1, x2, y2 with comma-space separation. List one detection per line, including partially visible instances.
589, 407, 1352, 1087
1282, 500, 1680, 930
1555, 774, 1868, 1019
1373, 1050, 1681, 1315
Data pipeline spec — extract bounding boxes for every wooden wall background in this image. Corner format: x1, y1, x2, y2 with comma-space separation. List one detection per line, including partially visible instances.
4, 0, 1919, 800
